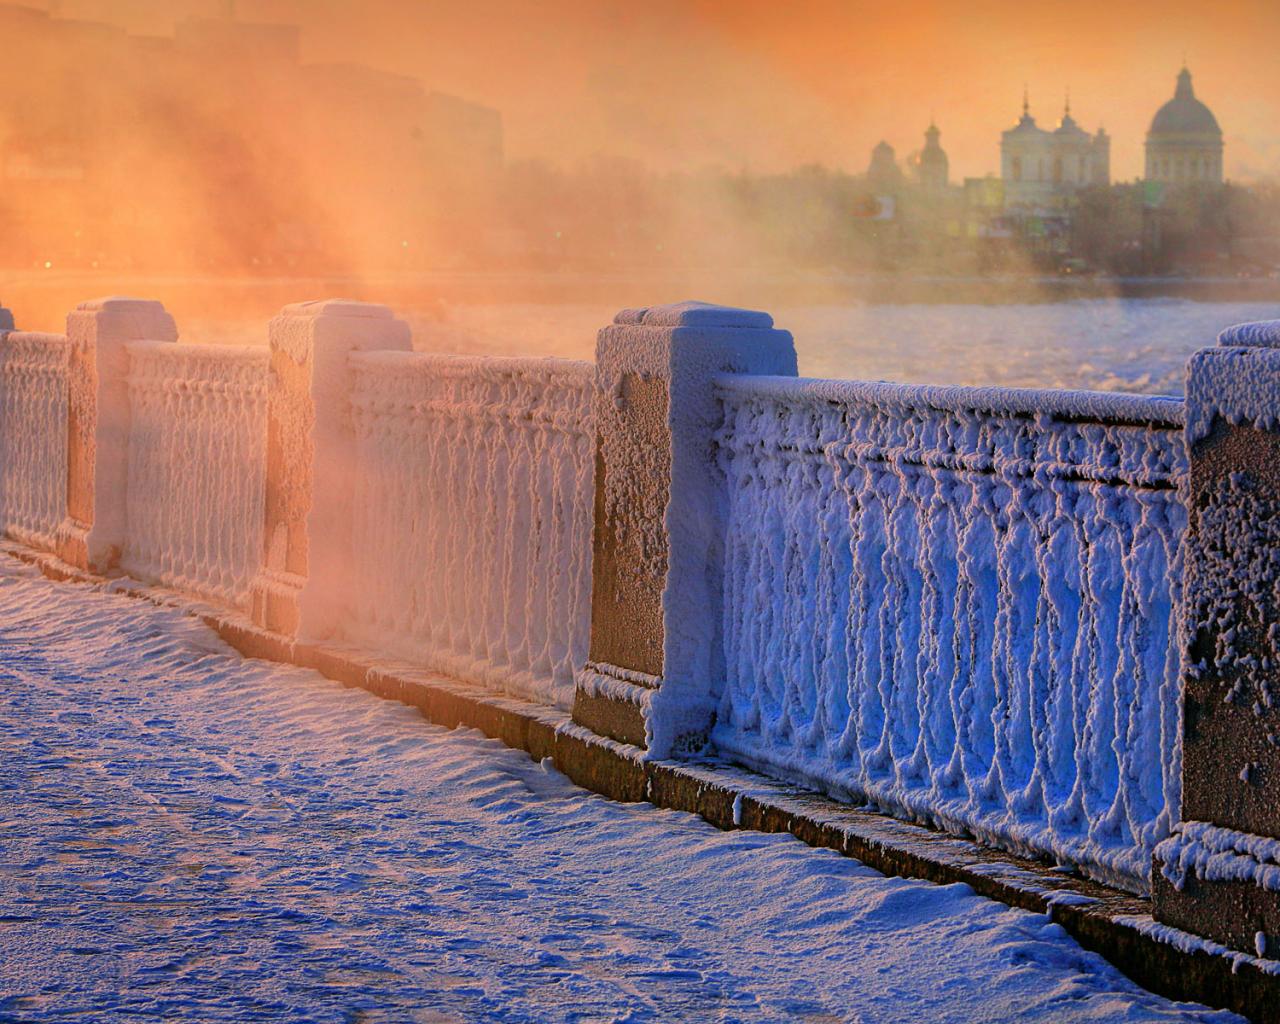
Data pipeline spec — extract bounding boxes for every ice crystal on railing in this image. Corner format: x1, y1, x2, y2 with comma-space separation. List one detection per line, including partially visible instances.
122, 343, 268, 607
348, 352, 595, 709
0, 333, 70, 552
712, 377, 1188, 893
1185, 471, 1280, 715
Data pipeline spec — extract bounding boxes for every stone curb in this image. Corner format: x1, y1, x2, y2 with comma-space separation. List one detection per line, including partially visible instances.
5, 542, 1276, 1023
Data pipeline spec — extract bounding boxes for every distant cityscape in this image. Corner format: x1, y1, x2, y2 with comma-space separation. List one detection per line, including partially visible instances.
0, 2, 1276, 280
857, 67, 1264, 275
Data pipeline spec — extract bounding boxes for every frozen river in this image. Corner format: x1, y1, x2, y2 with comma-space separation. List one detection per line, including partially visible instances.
0, 559, 1241, 1023
6, 271, 1274, 395
393, 298, 1280, 396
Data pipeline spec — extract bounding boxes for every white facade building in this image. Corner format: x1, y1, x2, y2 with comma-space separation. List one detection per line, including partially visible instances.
1001, 93, 1110, 210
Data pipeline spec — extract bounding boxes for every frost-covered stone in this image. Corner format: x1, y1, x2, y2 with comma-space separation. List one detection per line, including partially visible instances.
1154, 329, 1280, 958
1157, 822, 1280, 894
0, 331, 69, 552
250, 300, 411, 640
712, 375, 1187, 892
58, 298, 177, 572
346, 352, 594, 709
1178, 346, 1280, 837
1185, 345, 1280, 443
1217, 319, 1280, 349
122, 342, 268, 608
574, 302, 797, 755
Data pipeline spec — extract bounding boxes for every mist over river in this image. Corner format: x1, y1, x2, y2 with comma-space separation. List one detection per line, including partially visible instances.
396, 298, 1280, 396
3, 272, 1275, 395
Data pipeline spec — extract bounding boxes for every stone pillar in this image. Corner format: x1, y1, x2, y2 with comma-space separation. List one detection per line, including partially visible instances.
249, 300, 410, 642
572, 302, 796, 756
57, 298, 176, 572
1153, 318, 1280, 958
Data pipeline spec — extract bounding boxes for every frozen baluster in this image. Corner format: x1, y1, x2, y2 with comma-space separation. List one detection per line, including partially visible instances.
248, 300, 411, 641
57, 298, 177, 572
572, 302, 797, 755
1153, 319, 1280, 956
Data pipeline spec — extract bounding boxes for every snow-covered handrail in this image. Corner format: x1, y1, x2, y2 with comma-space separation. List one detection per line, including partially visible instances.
1217, 318, 1280, 348
710, 372, 1188, 893
347, 349, 595, 708
121, 341, 268, 607
0, 332, 70, 552
352, 349, 595, 383
126, 341, 269, 384
714, 374, 1186, 426
349, 351, 594, 434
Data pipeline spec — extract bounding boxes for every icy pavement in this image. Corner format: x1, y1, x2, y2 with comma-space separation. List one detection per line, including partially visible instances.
0, 560, 1241, 1023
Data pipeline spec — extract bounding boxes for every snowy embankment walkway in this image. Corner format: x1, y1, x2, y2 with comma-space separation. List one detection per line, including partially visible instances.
0, 560, 1239, 1024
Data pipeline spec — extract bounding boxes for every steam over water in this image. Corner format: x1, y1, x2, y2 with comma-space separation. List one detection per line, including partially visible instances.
5, 275, 1274, 395
390, 298, 1279, 396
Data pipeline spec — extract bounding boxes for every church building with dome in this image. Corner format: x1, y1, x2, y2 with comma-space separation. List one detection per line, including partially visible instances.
1000, 92, 1110, 210
916, 122, 949, 190
1145, 67, 1223, 185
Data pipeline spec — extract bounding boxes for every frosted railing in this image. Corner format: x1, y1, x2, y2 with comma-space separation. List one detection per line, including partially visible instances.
349, 352, 595, 709
712, 376, 1187, 893
0, 333, 70, 552
123, 343, 268, 607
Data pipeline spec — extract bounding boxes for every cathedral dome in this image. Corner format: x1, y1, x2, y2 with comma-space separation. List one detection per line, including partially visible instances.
1145, 68, 1224, 184
1149, 68, 1221, 136
867, 140, 903, 190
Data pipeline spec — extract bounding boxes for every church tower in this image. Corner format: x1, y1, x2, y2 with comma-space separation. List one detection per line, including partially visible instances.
1001, 90, 1052, 207
917, 121, 949, 190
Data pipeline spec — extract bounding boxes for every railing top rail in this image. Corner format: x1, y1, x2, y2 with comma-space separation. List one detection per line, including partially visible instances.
350, 349, 593, 384
4, 331, 69, 347
125, 341, 268, 363
715, 373, 1186, 428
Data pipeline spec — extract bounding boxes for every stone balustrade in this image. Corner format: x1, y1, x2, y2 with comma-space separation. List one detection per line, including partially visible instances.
1, 294, 1278, 1005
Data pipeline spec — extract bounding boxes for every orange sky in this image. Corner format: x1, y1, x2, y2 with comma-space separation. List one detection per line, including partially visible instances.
34, 0, 1280, 180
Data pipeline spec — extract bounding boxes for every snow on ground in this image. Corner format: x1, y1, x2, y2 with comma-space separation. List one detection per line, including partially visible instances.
0, 559, 1242, 1023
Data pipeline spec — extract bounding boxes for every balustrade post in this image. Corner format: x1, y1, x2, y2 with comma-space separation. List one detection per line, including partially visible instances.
249, 300, 410, 641
572, 301, 796, 755
56, 297, 176, 572
1153, 318, 1280, 957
